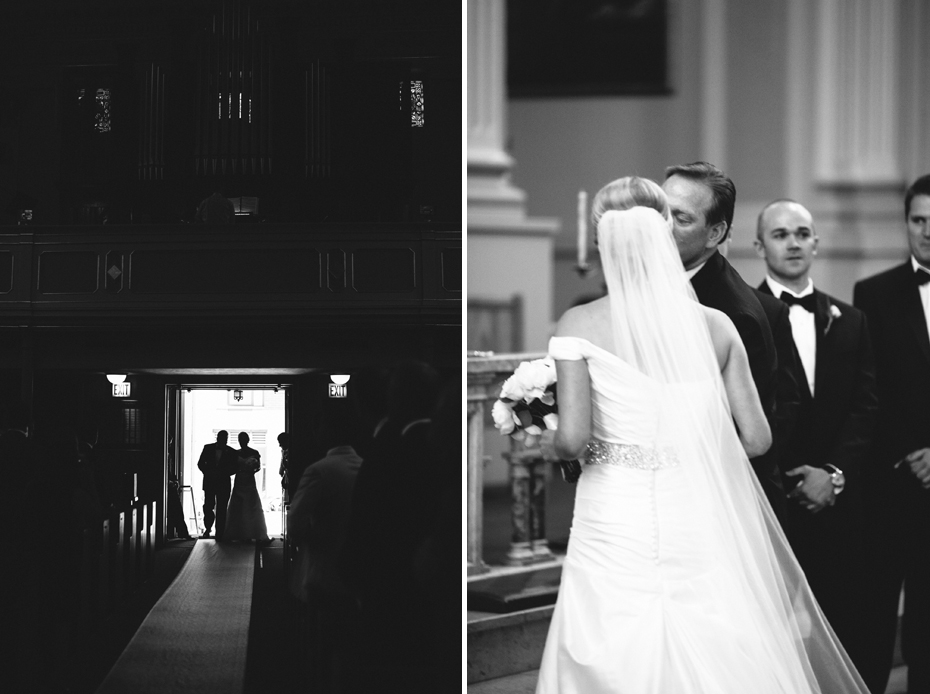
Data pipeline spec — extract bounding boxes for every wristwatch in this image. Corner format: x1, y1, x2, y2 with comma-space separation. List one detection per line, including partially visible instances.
823, 464, 845, 495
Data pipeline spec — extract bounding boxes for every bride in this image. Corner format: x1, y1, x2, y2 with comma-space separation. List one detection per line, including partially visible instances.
536, 177, 867, 693
224, 431, 270, 543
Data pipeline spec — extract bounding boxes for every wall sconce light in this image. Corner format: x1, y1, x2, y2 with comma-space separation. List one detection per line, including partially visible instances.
233, 388, 244, 402
330, 374, 350, 385
106, 374, 127, 384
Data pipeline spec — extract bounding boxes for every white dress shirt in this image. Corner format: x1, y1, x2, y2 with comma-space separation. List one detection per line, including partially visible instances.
912, 256, 930, 334
766, 276, 817, 397
685, 260, 708, 281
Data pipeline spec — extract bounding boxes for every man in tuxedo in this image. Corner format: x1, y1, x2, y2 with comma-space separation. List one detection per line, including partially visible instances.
197, 430, 236, 540
662, 162, 784, 520
722, 238, 805, 490
755, 199, 877, 669
854, 174, 930, 694
753, 290, 804, 478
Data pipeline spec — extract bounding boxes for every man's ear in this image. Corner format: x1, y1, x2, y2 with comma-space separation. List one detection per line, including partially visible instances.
753, 238, 766, 259
706, 221, 728, 249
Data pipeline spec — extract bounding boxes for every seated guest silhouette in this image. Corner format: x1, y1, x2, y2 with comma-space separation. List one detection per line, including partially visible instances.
195, 191, 235, 224
288, 401, 362, 692
289, 403, 361, 603
341, 359, 441, 694
412, 380, 462, 693
197, 430, 237, 540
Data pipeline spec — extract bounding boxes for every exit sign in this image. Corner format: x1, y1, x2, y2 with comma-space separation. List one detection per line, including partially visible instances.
113, 382, 131, 397
329, 383, 347, 398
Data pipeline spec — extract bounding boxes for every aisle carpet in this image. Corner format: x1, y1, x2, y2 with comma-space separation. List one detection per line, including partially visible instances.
96, 540, 256, 694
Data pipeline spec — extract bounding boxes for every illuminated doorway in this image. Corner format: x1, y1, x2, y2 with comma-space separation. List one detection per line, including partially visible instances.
174, 386, 287, 538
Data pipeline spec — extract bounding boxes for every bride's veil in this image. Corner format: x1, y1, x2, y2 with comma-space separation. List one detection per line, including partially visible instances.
596, 206, 869, 693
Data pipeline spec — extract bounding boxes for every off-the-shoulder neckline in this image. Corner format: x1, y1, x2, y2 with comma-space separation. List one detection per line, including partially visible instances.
550, 335, 647, 377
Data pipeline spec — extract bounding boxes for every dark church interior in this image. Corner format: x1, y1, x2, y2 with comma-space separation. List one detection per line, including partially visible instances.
0, 1, 461, 692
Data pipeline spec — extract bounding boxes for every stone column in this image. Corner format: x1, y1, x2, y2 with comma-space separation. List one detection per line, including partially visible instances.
466, 396, 489, 576
467, 0, 524, 220
467, 0, 559, 353
814, 0, 902, 185
467, 352, 548, 573
503, 448, 554, 566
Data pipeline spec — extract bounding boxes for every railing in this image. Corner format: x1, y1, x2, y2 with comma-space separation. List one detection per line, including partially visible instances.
467, 352, 556, 576
0, 223, 461, 328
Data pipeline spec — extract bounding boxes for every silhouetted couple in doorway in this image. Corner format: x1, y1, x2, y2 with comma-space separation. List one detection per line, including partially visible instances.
197, 430, 269, 543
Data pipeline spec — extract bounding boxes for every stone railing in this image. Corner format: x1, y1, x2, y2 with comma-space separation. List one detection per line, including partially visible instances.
467, 351, 556, 576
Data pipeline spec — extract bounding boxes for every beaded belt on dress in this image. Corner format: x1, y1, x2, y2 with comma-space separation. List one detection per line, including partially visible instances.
585, 439, 680, 470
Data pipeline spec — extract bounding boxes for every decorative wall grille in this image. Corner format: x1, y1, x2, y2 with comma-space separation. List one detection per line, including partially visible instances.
194, 0, 272, 175
95, 88, 112, 133
410, 80, 424, 127
305, 61, 332, 178
139, 65, 165, 180
123, 407, 147, 445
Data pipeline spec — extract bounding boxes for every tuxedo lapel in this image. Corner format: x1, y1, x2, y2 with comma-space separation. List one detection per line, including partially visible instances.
689, 251, 722, 302
756, 278, 813, 401
812, 290, 831, 398
901, 270, 930, 366
814, 290, 830, 336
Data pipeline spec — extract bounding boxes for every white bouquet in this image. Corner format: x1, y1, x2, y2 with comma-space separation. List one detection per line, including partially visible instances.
491, 356, 581, 482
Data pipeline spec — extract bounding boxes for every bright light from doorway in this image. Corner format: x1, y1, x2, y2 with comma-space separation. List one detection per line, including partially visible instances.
180, 388, 287, 538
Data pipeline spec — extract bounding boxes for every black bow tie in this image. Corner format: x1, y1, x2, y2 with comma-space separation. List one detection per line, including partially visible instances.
779, 292, 816, 312
916, 268, 930, 286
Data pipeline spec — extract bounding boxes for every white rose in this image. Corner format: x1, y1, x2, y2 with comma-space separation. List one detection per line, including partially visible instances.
512, 358, 556, 403
524, 424, 543, 436
499, 373, 526, 402
542, 413, 559, 431
491, 399, 518, 435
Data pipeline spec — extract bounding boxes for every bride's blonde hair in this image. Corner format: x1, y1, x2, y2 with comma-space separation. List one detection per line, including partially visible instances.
591, 176, 671, 244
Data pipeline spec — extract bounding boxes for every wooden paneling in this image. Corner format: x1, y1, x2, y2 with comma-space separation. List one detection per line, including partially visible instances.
0, 251, 12, 293
441, 246, 462, 292
129, 249, 322, 294
37, 251, 99, 294
0, 223, 460, 327
351, 247, 416, 292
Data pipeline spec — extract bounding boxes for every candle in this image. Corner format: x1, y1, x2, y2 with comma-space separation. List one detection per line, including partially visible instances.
577, 190, 588, 268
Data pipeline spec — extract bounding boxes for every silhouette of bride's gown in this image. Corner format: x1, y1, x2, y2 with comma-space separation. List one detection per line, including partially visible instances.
224, 447, 268, 542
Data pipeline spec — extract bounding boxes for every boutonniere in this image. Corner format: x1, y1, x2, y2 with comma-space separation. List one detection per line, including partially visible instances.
825, 304, 842, 335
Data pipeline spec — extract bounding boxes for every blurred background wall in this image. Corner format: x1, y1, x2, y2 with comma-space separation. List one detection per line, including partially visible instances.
469, 0, 930, 355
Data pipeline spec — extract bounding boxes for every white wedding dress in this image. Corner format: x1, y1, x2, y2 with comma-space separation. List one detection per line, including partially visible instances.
224, 450, 269, 542
535, 335, 868, 694
534, 206, 867, 694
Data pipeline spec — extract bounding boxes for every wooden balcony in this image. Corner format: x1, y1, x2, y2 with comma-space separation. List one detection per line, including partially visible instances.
0, 223, 461, 329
